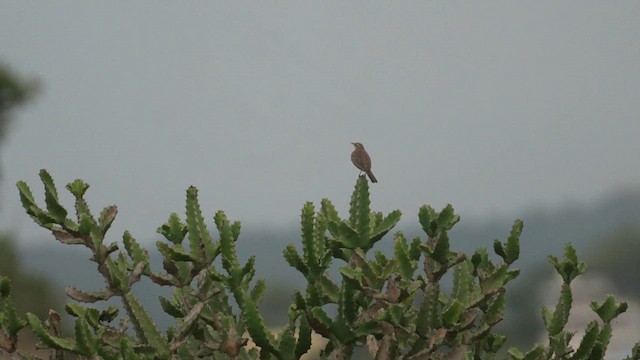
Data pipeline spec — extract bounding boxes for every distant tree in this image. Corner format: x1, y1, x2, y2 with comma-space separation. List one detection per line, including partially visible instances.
0, 62, 62, 354
588, 226, 640, 296
0, 62, 38, 143
0, 235, 62, 319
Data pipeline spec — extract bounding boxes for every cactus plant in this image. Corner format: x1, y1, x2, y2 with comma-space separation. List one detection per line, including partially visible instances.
0, 171, 635, 359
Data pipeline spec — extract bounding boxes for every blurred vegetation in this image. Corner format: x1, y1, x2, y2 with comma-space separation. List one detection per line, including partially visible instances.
0, 62, 39, 143
0, 61, 55, 314
587, 226, 640, 297
0, 61, 64, 356
0, 235, 63, 319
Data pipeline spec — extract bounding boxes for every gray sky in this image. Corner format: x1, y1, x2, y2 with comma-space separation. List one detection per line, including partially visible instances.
1, 2, 639, 244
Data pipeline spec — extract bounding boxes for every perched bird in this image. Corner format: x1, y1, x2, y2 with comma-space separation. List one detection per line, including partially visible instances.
350, 142, 378, 183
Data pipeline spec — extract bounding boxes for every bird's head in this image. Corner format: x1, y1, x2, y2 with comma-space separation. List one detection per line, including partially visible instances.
351, 142, 364, 149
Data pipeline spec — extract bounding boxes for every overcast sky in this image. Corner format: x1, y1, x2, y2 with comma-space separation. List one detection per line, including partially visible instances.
1, 2, 639, 244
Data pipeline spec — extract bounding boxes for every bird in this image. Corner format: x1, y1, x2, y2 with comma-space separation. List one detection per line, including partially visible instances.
351, 142, 378, 183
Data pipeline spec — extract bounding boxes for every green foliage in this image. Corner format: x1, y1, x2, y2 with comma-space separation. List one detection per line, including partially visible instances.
1, 170, 637, 359
281, 177, 526, 358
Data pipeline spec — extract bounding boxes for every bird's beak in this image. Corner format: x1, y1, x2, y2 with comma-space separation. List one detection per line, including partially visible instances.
350, 142, 356, 145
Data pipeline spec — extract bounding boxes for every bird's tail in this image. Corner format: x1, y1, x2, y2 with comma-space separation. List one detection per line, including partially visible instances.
366, 171, 378, 183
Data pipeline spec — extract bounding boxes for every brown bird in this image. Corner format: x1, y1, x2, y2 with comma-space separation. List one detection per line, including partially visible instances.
351, 142, 378, 183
